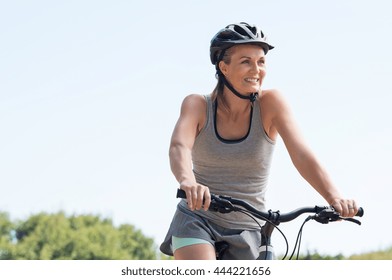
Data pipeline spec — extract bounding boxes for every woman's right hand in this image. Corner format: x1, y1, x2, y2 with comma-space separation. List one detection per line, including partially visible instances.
180, 181, 211, 211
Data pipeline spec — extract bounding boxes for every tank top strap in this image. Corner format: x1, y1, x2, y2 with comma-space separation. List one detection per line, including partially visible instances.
203, 94, 214, 133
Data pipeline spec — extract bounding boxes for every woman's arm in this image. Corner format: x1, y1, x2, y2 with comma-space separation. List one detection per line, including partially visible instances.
262, 89, 357, 217
169, 94, 211, 211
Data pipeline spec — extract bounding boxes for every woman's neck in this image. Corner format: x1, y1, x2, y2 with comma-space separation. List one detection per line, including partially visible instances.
219, 89, 253, 114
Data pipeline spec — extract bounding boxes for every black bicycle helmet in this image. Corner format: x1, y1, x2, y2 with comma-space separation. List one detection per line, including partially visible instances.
210, 22, 274, 65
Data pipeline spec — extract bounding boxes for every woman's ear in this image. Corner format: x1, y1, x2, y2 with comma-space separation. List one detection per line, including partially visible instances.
218, 60, 228, 76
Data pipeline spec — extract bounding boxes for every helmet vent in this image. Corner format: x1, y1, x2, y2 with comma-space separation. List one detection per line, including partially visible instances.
233, 25, 250, 37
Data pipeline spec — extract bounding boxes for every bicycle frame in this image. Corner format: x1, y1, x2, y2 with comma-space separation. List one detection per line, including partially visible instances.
258, 223, 276, 260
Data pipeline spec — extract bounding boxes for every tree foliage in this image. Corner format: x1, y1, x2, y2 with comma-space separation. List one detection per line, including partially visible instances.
0, 211, 157, 260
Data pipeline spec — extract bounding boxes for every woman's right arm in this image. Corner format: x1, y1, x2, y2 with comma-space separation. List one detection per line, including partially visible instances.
169, 94, 211, 211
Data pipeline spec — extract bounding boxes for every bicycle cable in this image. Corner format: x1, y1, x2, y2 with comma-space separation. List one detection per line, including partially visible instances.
235, 208, 291, 260
288, 216, 312, 260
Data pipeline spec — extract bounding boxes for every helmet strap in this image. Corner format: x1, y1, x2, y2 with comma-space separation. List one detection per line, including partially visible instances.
216, 48, 258, 104
217, 70, 258, 104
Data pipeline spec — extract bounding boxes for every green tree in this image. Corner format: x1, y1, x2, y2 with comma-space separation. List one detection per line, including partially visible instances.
0, 212, 14, 259
0, 211, 157, 260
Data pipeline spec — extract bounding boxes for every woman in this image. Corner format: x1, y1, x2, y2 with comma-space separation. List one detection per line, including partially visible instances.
160, 22, 358, 260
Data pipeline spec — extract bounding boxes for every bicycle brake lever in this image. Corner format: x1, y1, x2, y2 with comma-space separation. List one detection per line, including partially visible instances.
339, 217, 362, 226
312, 209, 341, 224
312, 215, 331, 224
209, 196, 235, 213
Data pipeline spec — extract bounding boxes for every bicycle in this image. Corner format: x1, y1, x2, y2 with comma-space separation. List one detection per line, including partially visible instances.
176, 188, 364, 260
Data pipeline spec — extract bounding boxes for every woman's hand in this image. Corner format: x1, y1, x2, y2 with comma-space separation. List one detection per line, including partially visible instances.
330, 198, 358, 218
180, 181, 211, 211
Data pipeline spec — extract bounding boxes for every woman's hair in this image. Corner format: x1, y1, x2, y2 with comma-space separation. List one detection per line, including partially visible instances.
211, 48, 233, 102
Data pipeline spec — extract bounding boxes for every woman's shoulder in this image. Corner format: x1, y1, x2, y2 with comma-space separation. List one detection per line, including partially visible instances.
179, 94, 208, 118
179, 94, 208, 133
182, 93, 208, 103
259, 88, 289, 109
181, 93, 207, 110
260, 88, 283, 100
182, 93, 210, 109
258, 89, 290, 140
259, 88, 292, 119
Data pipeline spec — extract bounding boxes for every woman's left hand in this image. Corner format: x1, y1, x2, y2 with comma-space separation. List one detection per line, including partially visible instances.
330, 198, 358, 218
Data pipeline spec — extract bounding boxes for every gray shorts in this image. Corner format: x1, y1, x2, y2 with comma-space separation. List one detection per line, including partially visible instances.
160, 204, 263, 260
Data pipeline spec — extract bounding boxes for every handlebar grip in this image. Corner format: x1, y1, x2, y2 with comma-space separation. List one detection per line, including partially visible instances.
176, 189, 187, 199
356, 207, 364, 217
176, 188, 211, 207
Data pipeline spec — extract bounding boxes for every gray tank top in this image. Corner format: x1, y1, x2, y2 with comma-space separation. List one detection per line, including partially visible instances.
180, 94, 276, 230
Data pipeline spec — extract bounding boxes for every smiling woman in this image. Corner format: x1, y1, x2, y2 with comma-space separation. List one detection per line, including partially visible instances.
219, 44, 266, 98
159, 22, 359, 260
214, 45, 268, 141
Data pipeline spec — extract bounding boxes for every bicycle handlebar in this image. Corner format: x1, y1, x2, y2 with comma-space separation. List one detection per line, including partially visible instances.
176, 189, 364, 225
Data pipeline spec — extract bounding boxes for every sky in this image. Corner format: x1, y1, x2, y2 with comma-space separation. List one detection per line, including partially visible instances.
1, 0, 391, 257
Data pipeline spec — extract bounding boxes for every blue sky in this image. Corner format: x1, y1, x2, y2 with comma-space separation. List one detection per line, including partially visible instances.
1, 0, 391, 257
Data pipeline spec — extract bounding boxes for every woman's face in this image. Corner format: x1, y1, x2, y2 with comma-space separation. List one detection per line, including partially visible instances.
219, 44, 266, 94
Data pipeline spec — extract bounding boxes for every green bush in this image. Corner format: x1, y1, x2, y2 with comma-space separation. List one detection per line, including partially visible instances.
0, 211, 157, 260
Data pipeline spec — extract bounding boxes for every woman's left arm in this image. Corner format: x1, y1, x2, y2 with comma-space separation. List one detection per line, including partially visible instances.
263, 89, 358, 217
